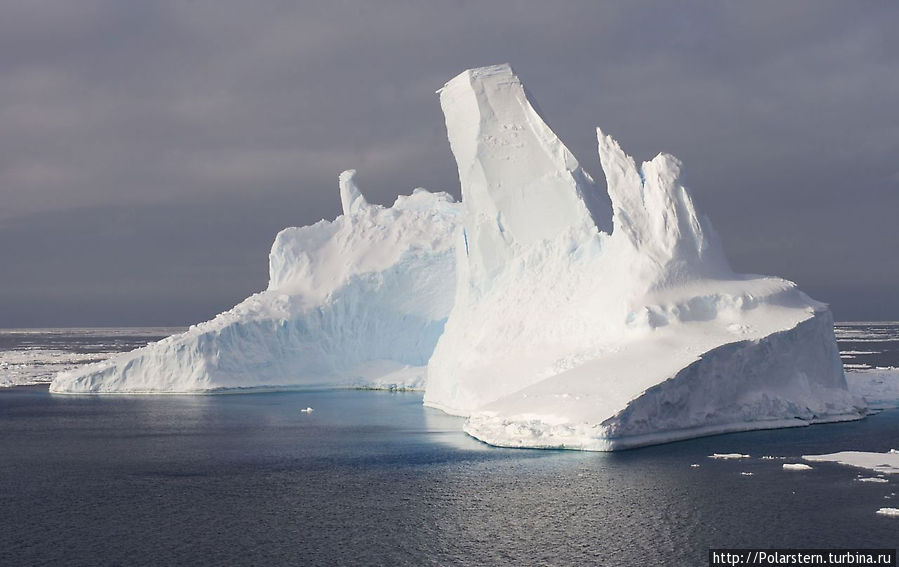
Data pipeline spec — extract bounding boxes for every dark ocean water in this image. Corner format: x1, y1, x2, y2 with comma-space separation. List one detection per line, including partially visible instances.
1, 325, 898, 566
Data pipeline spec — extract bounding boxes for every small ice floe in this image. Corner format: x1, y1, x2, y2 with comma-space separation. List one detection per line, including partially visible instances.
300, 407, 314, 413
740, 472, 754, 476
875, 507, 899, 517
709, 453, 750, 460
803, 450, 899, 475
857, 477, 890, 483
783, 463, 812, 471
690, 464, 700, 468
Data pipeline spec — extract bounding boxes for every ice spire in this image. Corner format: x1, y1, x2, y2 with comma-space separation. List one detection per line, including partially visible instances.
339, 169, 368, 215
597, 127, 730, 283
438, 63, 611, 282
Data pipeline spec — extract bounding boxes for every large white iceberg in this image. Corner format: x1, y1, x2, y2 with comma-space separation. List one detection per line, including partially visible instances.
50, 171, 459, 393
423, 64, 863, 449
51, 63, 863, 453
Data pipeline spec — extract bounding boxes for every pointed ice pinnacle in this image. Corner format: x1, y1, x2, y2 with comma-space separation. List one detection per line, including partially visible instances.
339, 169, 369, 215
438, 63, 612, 282
597, 127, 730, 285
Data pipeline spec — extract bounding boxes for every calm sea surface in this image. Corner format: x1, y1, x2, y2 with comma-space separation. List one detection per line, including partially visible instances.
1, 325, 898, 565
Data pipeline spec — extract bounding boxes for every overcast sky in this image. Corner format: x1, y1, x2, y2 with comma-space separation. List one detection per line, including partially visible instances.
1, 1, 897, 326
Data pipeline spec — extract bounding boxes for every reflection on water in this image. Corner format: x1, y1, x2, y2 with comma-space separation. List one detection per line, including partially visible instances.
1, 387, 897, 566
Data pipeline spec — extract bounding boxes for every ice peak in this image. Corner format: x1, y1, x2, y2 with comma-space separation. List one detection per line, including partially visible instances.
439, 63, 516, 91
339, 169, 369, 215
597, 127, 730, 283
439, 64, 611, 280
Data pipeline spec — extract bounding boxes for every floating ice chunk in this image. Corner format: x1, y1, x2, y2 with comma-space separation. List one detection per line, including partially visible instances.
690, 464, 700, 468
875, 507, 899, 517
857, 477, 890, 483
709, 453, 750, 460
783, 463, 812, 471
740, 472, 754, 476
841, 350, 879, 355
300, 407, 314, 413
803, 450, 899, 475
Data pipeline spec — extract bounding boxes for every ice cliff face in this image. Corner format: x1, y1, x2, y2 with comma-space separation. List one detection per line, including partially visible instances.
50, 173, 459, 393
424, 64, 862, 449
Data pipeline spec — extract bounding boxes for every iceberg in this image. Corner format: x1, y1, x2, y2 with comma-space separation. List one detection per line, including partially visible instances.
52, 63, 863, 453
423, 64, 863, 450
50, 171, 460, 393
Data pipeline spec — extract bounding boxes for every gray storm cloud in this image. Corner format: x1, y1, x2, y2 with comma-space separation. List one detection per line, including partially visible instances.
1, 1, 897, 325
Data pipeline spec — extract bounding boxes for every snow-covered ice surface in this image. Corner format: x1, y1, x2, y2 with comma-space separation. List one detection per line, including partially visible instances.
803, 450, 899, 475
424, 64, 862, 450
875, 508, 899, 517
50, 172, 460, 393
783, 463, 812, 471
